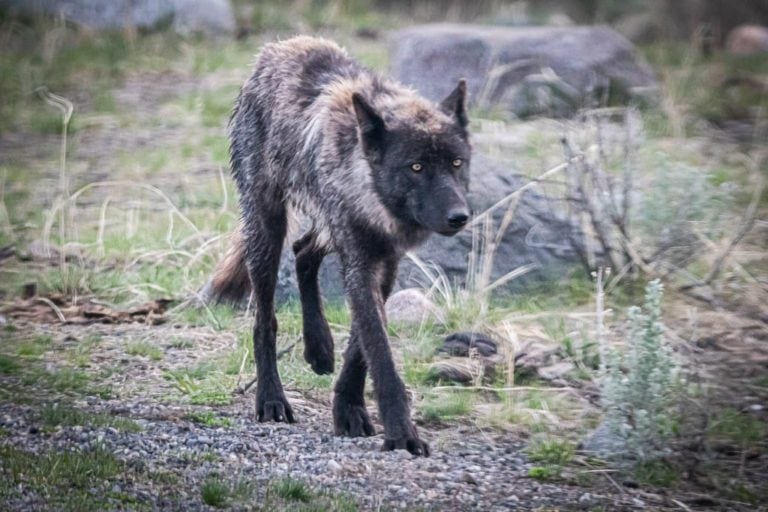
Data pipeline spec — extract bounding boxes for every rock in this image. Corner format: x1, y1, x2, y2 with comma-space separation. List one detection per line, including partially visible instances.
385, 289, 445, 325
389, 24, 658, 118
439, 332, 498, 357
726, 25, 768, 56
427, 357, 499, 385
1, 0, 174, 30
170, 0, 235, 37
0, 0, 235, 37
537, 361, 575, 381
514, 341, 561, 378
580, 420, 627, 459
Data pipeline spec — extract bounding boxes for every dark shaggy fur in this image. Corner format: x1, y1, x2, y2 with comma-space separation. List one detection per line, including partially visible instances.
210, 36, 471, 455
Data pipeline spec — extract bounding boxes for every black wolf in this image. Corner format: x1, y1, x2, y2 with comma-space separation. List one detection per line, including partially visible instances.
209, 36, 471, 455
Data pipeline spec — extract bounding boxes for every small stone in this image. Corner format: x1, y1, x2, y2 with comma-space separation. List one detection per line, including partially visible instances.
385, 289, 445, 325
327, 459, 343, 473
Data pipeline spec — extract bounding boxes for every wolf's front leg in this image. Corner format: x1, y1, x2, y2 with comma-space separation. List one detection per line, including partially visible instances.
341, 259, 429, 456
333, 334, 375, 437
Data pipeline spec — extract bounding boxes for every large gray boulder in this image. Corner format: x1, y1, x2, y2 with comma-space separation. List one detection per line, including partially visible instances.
390, 24, 658, 118
0, 0, 235, 37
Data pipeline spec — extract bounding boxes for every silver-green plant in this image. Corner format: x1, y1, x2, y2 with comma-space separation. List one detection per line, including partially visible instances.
602, 279, 677, 461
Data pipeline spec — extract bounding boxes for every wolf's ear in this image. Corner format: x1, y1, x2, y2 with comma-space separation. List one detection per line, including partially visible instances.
352, 92, 386, 162
440, 79, 469, 131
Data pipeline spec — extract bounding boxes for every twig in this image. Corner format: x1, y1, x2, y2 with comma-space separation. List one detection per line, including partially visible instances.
429, 385, 575, 393
601, 470, 626, 496
233, 342, 296, 395
469, 157, 577, 227
233, 375, 258, 395
277, 342, 297, 360
35, 297, 66, 322
670, 499, 693, 512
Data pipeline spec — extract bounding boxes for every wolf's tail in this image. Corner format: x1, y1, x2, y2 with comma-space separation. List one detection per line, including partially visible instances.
200, 224, 252, 307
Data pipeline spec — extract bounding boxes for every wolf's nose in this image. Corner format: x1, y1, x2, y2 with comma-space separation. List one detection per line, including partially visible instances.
447, 210, 469, 229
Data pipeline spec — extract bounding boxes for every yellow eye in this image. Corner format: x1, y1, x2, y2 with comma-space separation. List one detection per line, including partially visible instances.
411, 163, 423, 172
452, 158, 463, 167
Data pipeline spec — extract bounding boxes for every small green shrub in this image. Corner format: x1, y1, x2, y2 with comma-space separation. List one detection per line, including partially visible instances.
201, 477, 229, 508
601, 279, 678, 462
527, 465, 561, 481
527, 439, 575, 466
186, 411, 233, 428
271, 478, 312, 502
125, 341, 163, 361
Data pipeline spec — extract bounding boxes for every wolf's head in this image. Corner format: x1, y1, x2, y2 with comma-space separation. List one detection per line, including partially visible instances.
353, 80, 471, 236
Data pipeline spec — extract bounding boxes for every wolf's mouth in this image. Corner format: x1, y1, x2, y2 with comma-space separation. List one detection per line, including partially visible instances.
436, 226, 465, 237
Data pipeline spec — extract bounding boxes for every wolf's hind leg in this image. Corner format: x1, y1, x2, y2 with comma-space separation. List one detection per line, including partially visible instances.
245, 194, 294, 423
293, 232, 334, 375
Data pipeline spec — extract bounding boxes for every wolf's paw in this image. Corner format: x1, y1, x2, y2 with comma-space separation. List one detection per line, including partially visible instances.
381, 434, 430, 457
256, 393, 296, 423
333, 397, 375, 437
303, 332, 334, 375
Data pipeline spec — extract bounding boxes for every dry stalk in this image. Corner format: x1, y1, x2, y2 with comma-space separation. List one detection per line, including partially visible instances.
37, 87, 73, 292
679, 160, 766, 293
0, 168, 12, 237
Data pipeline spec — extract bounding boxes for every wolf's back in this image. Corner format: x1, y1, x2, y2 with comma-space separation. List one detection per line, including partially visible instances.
207, 37, 362, 306
228, 37, 366, 192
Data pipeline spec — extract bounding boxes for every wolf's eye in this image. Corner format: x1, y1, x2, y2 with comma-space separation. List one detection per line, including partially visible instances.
411, 163, 423, 172
452, 158, 463, 168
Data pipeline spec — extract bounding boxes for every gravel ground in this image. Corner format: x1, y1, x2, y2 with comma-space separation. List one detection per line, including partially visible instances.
0, 396, 638, 511
0, 320, 656, 511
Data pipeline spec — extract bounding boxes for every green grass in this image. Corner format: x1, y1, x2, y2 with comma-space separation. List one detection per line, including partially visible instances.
527, 439, 576, 466
15, 334, 53, 358
40, 403, 142, 432
42, 367, 91, 393
201, 477, 230, 507
0, 354, 20, 375
420, 391, 473, 423
186, 410, 233, 428
709, 409, 765, 448
0, 445, 125, 511
634, 460, 678, 487
528, 465, 562, 481
164, 364, 234, 405
526, 439, 576, 482
271, 478, 313, 503
125, 341, 164, 361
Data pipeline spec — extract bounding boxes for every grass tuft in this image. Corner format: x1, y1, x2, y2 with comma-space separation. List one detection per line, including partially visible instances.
125, 341, 164, 361
271, 478, 313, 503
201, 477, 230, 508
186, 410, 233, 428
40, 403, 142, 432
